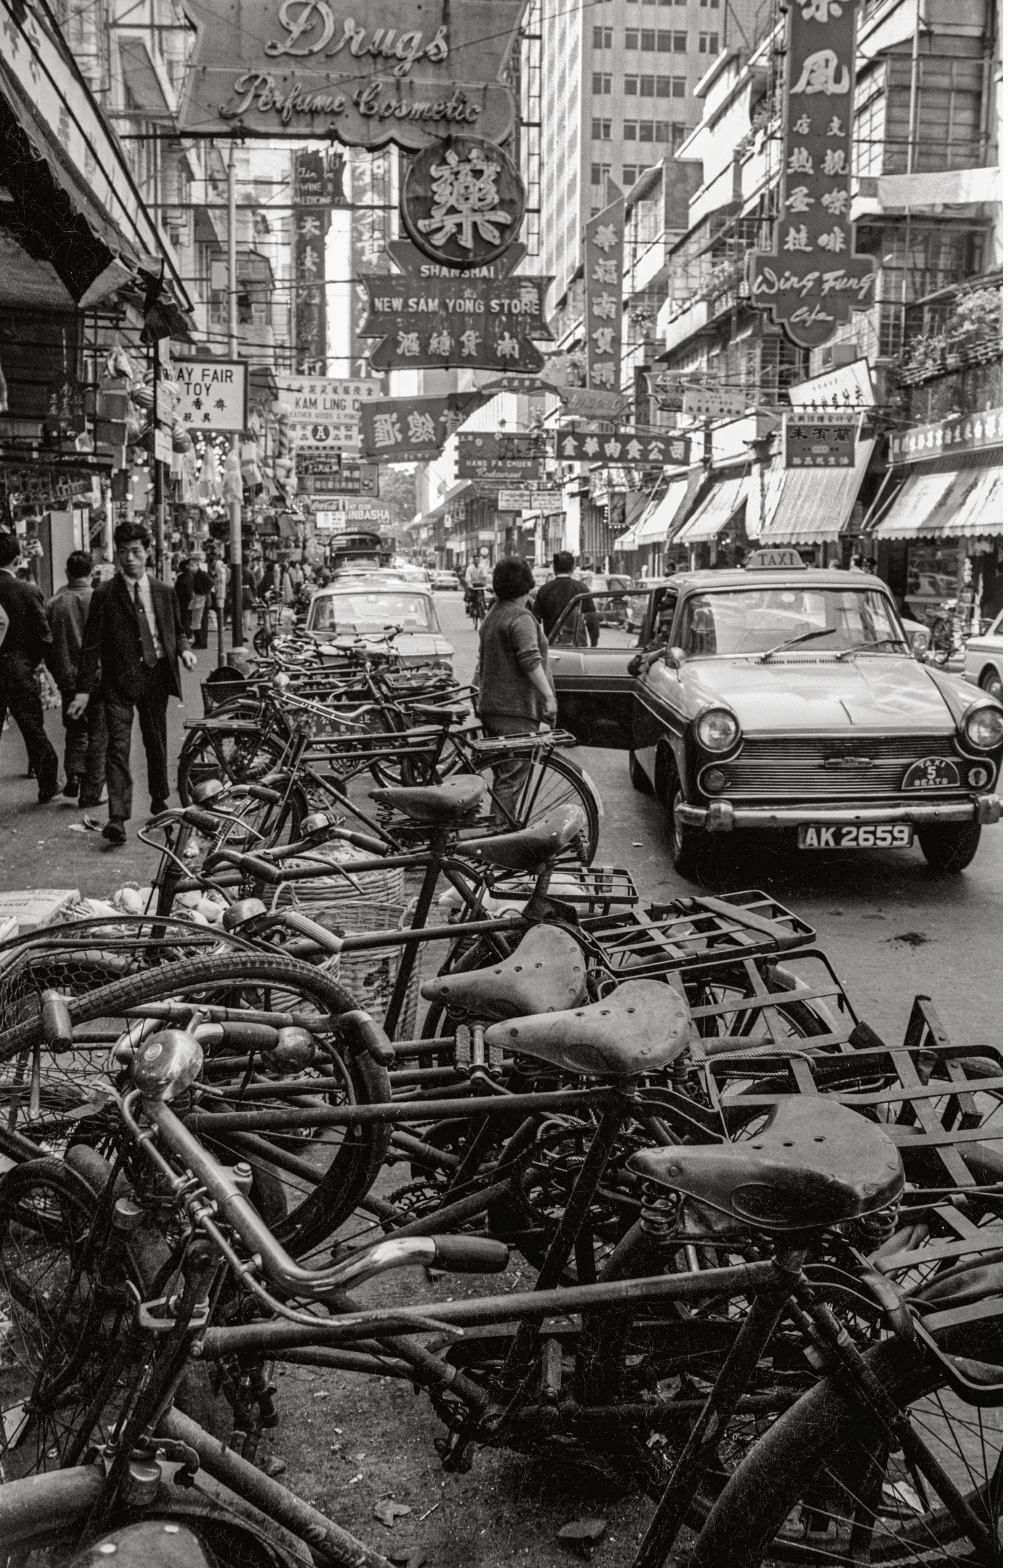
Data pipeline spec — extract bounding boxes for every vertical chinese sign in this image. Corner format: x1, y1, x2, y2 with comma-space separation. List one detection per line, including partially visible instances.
293, 149, 346, 375
748, 0, 876, 349
584, 181, 624, 394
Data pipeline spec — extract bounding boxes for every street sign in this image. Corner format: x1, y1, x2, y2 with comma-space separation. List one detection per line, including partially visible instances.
585, 183, 623, 394
497, 489, 564, 512
400, 136, 525, 270
457, 432, 541, 480
783, 413, 857, 468
167, 360, 248, 433
555, 430, 689, 466
358, 274, 553, 371
297, 455, 379, 495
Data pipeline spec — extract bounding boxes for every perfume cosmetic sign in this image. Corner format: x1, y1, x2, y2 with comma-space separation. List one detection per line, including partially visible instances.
747, 0, 876, 349
178, 0, 527, 149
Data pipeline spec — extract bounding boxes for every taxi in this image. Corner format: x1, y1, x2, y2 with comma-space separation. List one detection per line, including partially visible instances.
305, 580, 454, 669
547, 547, 1002, 876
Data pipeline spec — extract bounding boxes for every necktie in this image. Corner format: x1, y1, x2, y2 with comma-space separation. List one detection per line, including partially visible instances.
134, 582, 158, 667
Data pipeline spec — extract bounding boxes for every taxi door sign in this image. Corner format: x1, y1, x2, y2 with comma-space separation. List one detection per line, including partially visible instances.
746, 547, 806, 570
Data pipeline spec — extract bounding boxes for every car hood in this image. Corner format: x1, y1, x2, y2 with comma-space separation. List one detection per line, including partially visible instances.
313, 630, 454, 661
678, 656, 959, 732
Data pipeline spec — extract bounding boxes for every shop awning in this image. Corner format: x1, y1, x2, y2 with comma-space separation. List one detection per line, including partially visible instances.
873, 453, 1003, 540
676, 473, 749, 543
757, 440, 874, 545
638, 478, 690, 545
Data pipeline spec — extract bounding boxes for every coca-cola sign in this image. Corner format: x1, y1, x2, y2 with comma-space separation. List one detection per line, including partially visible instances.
179, 0, 526, 148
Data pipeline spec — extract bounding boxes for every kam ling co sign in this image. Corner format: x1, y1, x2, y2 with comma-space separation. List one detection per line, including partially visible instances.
747, 0, 876, 349
179, 0, 527, 149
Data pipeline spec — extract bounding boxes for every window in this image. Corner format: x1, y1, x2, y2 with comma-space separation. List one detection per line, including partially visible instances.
592, 25, 613, 47
623, 165, 639, 184
640, 73, 655, 94
625, 27, 638, 46
699, 31, 720, 50
672, 31, 686, 49
639, 120, 654, 140
672, 76, 686, 94
592, 71, 612, 92
656, 75, 671, 96
591, 163, 611, 185
624, 120, 638, 138
641, 27, 655, 47
592, 117, 612, 139
625, 74, 638, 93
657, 29, 673, 49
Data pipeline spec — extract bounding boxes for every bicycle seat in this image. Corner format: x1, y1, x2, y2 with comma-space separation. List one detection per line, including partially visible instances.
412, 701, 470, 725
420, 924, 587, 1019
485, 978, 690, 1077
465, 803, 586, 871
628, 1098, 904, 1231
369, 776, 487, 822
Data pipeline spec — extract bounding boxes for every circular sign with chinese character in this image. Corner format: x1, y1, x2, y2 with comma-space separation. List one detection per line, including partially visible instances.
400, 136, 526, 270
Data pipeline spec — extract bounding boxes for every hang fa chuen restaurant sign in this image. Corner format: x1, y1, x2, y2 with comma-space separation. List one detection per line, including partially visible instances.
178, 0, 527, 148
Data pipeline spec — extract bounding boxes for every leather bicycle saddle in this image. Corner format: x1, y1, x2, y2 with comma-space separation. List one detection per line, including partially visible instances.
68, 1519, 215, 1567
369, 776, 486, 822
421, 924, 588, 1019
411, 701, 470, 725
629, 1098, 904, 1231
464, 803, 587, 872
485, 978, 691, 1077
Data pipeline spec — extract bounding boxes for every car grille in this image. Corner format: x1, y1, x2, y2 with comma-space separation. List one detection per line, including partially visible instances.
721, 735, 965, 801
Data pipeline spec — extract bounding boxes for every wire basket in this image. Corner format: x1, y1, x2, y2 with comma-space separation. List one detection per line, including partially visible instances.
295, 900, 418, 1042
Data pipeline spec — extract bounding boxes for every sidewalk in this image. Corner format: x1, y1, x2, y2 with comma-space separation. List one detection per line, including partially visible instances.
0, 645, 222, 903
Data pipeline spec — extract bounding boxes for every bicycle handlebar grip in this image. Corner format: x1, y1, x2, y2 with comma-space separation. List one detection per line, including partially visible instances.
279, 909, 344, 957
236, 854, 284, 884
39, 991, 73, 1054
340, 1009, 395, 1067
430, 1236, 510, 1273
183, 807, 228, 835
245, 783, 283, 803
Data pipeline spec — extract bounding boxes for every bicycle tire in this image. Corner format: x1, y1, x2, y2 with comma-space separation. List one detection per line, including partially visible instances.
685, 1334, 1002, 1567
177, 727, 288, 804
0, 954, 391, 1259
454, 749, 601, 861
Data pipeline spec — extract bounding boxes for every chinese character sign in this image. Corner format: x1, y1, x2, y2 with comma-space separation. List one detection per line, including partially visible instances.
358, 275, 553, 370
165, 361, 248, 432
748, 0, 876, 349
400, 136, 525, 270
584, 183, 624, 396
784, 414, 857, 467
554, 430, 689, 466
294, 154, 331, 374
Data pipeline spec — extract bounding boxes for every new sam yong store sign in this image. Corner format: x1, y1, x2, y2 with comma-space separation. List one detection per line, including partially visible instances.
179, 0, 528, 147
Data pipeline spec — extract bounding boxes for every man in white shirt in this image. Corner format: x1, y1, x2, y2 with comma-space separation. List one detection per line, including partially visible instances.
464, 555, 488, 617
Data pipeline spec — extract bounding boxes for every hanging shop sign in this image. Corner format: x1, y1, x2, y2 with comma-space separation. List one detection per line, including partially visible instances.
387, 239, 525, 280
681, 386, 750, 419
358, 274, 553, 371
890, 408, 1003, 464
584, 182, 624, 395
349, 148, 395, 380
497, 489, 565, 512
555, 429, 689, 466
275, 376, 383, 452
163, 360, 248, 432
456, 432, 542, 481
178, 0, 526, 149
360, 392, 485, 460
787, 357, 876, 410
561, 388, 627, 419
400, 136, 525, 270
293, 190, 329, 375
747, 0, 876, 350
296, 456, 379, 495
294, 148, 347, 207
311, 497, 392, 525
783, 412, 857, 468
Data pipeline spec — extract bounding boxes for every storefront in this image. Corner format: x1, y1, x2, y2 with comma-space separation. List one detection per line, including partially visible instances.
669, 469, 750, 571
753, 436, 876, 564
868, 411, 1002, 628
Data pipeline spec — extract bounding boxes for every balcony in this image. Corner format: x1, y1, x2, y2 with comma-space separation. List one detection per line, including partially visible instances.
897, 283, 1002, 387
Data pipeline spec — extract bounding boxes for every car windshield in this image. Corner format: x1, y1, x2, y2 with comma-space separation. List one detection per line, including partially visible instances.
309, 592, 436, 634
550, 590, 651, 648
679, 587, 906, 658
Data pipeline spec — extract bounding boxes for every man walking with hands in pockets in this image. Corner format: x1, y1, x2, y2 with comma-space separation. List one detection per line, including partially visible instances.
69, 522, 196, 844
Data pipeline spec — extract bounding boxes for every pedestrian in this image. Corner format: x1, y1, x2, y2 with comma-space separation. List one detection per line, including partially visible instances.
69, 522, 196, 844
241, 562, 257, 642
191, 557, 212, 649
211, 551, 229, 636
45, 549, 107, 807
532, 551, 599, 644
258, 561, 277, 599
474, 557, 557, 822
0, 532, 59, 801
174, 557, 194, 626
463, 554, 488, 618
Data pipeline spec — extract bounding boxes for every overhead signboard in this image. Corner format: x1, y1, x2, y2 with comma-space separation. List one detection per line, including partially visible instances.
400, 135, 525, 270
178, 0, 527, 150
748, 0, 876, 348
787, 358, 876, 410
890, 407, 1003, 464
359, 391, 485, 460
296, 456, 379, 494
682, 386, 750, 419
783, 413, 857, 468
457, 432, 541, 480
358, 274, 553, 371
166, 360, 248, 433
584, 182, 624, 394
276, 376, 383, 452
497, 489, 564, 512
310, 498, 392, 525
555, 430, 689, 466
387, 239, 525, 280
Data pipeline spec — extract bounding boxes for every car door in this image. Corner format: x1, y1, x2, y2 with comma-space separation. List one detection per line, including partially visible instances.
547, 589, 652, 747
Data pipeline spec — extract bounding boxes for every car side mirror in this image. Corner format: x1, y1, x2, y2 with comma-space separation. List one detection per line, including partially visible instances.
664, 646, 686, 670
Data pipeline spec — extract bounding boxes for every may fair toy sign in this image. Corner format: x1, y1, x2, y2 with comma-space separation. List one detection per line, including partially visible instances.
178, 0, 527, 148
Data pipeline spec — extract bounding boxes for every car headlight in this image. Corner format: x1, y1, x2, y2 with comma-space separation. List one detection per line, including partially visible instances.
908, 628, 929, 653
963, 706, 1003, 750
695, 707, 741, 753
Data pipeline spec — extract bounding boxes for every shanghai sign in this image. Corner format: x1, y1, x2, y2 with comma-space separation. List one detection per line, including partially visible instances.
555, 429, 689, 466
358, 274, 553, 371
178, 0, 527, 149
400, 136, 525, 269
747, 0, 876, 349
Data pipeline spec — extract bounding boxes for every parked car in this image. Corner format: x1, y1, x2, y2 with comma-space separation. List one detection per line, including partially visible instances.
428, 568, 461, 591
306, 581, 454, 668
547, 549, 1002, 876
962, 611, 1003, 701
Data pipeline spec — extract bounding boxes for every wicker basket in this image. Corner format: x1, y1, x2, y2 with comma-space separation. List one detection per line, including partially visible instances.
277, 849, 405, 910
289, 899, 419, 1041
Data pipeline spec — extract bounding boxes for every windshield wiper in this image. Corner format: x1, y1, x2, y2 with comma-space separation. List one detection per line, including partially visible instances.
758, 628, 838, 663
835, 638, 903, 661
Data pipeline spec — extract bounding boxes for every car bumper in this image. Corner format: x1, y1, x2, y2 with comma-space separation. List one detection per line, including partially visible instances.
677, 795, 1004, 832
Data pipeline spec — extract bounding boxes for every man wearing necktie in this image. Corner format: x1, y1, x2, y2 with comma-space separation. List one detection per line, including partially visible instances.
70, 523, 196, 844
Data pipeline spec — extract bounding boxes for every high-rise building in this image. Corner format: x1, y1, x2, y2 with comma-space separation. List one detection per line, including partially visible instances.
536, 0, 774, 318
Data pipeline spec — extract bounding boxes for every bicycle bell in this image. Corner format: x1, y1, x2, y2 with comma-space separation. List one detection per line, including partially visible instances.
222, 898, 268, 932
131, 1029, 205, 1101
191, 778, 226, 805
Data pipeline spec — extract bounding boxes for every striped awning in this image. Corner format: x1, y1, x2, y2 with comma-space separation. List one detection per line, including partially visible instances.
873, 454, 1003, 540
677, 474, 749, 543
637, 478, 690, 544
758, 440, 875, 545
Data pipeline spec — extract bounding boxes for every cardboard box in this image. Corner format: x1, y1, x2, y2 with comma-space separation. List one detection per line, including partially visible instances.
0, 890, 81, 934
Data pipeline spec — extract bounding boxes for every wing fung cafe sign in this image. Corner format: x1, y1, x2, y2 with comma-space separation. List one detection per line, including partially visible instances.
179, 0, 527, 148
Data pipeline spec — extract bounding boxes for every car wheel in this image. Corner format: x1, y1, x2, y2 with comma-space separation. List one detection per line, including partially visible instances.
628, 749, 652, 794
918, 820, 983, 874
981, 666, 1003, 702
663, 778, 703, 880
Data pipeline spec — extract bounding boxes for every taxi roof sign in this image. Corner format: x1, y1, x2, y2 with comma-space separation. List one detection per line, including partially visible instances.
746, 547, 807, 570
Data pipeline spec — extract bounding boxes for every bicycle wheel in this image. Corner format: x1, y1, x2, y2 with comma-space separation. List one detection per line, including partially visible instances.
0, 954, 391, 1259
178, 726, 288, 803
686, 1334, 1002, 1567
460, 750, 602, 860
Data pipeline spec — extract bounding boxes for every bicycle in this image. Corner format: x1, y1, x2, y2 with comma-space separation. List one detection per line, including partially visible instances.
466, 586, 487, 629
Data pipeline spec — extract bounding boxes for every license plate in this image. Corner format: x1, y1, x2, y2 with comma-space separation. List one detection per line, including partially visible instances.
798, 824, 914, 850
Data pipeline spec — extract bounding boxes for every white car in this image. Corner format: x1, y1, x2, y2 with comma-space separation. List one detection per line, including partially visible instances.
306, 582, 455, 668
428, 568, 461, 591
963, 612, 1003, 702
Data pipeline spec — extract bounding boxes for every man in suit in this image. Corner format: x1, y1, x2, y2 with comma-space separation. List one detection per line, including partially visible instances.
70, 522, 196, 844
0, 532, 59, 802
46, 549, 108, 807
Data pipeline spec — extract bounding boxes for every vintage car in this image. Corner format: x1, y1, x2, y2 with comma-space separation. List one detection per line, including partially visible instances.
963, 611, 1003, 702
427, 567, 462, 591
547, 549, 1003, 876
305, 581, 454, 669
